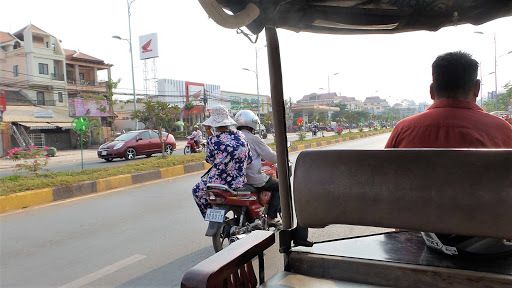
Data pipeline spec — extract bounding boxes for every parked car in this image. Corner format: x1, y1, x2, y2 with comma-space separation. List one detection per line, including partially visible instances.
97, 130, 176, 161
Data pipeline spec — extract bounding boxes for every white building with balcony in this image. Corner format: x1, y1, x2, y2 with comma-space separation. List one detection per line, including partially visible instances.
0, 24, 67, 107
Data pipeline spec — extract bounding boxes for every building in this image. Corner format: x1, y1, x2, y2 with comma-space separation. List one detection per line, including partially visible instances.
221, 90, 271, 116
64, 49, 112, 99
297, 92, 362, 111
154, 78, 270, 127
362, 96, 389, 115
1, 25, 67, 107
0, 25, 114, 153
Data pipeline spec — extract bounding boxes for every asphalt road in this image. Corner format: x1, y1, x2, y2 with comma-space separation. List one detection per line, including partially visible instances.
0, 133, 391, 288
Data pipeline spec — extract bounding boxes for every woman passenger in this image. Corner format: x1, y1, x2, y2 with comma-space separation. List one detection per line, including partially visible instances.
191, 105, 252, 218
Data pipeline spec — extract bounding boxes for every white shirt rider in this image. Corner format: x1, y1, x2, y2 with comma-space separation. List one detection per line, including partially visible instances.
191, 129, 202, 141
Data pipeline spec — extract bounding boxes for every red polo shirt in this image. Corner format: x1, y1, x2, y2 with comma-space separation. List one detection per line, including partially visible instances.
385, 99, 512, 148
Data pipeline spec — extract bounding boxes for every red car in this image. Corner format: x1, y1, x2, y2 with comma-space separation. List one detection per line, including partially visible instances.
97, 130, 176, 161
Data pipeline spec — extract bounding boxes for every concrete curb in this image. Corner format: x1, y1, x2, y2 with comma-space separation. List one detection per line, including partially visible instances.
0, 130, 389, 213
0, 161, 211, 213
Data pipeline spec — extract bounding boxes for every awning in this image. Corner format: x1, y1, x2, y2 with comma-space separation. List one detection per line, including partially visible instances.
17, 122, 57, 130
49, 122, 73, 129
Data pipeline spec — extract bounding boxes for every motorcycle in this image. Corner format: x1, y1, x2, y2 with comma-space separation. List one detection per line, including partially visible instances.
204, 161, 280, 252
184, 137, 206, 154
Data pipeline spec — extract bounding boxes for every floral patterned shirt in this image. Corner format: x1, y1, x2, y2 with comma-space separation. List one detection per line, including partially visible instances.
205, 130, 252, 189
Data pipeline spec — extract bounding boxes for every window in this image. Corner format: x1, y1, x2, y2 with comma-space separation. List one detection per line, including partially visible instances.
150, 131, 160, 139
38, 63, 49, 75
58, 92, 63, 103
37, 91, 45, 105
138, 131, 150, 140
13, 65, 19, 77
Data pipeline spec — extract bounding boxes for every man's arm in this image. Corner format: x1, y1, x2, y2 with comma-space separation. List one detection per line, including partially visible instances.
385, 126, 401, 148
253, 136, 278, 163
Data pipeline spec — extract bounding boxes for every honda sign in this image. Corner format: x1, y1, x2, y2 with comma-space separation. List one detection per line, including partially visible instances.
139, 33, 159, 60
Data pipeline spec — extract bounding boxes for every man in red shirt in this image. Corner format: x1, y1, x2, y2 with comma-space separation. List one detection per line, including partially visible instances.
385, 51, 512, 149
385, 51, 512, 258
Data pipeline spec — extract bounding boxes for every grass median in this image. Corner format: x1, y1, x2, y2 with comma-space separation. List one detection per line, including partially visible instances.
0, 153, 205, 196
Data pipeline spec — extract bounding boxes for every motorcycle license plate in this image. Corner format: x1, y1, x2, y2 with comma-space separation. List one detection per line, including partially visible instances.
205, 208, 225, 223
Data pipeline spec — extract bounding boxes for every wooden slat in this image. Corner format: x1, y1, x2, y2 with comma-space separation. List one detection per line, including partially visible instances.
181, 231, 275, 288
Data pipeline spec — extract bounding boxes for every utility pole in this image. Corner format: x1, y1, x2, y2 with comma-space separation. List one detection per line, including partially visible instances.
202, 89, 208, 122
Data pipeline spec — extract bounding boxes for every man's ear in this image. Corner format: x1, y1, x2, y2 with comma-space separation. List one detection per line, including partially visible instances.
430, 83, 435, 101
472, 79, 481, 100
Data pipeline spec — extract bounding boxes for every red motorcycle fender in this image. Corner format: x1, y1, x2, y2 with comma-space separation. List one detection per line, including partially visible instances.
205, 221, 222, 237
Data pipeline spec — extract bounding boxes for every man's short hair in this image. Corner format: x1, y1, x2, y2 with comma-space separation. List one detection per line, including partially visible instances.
432, 51, 479, 97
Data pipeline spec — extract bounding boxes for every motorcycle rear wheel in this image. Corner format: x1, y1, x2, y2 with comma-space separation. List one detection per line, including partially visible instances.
212, 208, 243, 252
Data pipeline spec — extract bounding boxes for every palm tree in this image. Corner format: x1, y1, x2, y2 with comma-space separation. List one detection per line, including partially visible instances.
184, 101, 195, 135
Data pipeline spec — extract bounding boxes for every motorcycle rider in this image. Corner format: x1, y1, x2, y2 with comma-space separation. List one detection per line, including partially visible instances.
190, 125, 203, 153
235, 110, 281, 227
234, 110, 313, 246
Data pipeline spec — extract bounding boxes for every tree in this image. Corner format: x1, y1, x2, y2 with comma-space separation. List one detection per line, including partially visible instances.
482, 82, 512, 113
341, 111, 358, 132
131, 100, 182, 156
261, 113, 273, 132
330, 102, 347, 122
183, 101, 195, 135
317, 112, 329, 125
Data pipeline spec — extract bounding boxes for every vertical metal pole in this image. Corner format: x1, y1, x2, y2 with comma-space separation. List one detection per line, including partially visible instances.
479, 59, 483, 106
80, 133, 83, 170
255, 47, 260, 117
328, 75, 330, 94
494, 33, 498, 111
127, 0, 138, 130
265, 27, 292, 230
258, 253, 265, 285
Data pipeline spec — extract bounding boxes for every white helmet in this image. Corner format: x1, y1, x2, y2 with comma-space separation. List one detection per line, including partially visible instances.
234, 110, 260, 130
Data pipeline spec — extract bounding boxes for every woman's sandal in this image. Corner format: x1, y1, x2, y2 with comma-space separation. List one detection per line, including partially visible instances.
268, 218, 283, 228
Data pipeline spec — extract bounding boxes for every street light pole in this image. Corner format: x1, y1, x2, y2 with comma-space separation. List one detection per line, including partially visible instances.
493, 33, 498, 111
127, 0, 137, 129
475, 31, 498, 111
243, 45, 266, 118
255, 46, 266, 117
327, 72, 339, 94
114, 0, 137, 130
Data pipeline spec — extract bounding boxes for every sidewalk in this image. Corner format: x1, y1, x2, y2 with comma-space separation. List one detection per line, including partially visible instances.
0, 139, 189, 170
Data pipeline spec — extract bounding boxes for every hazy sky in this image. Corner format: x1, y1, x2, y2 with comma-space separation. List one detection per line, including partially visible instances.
2, 1, 511, 106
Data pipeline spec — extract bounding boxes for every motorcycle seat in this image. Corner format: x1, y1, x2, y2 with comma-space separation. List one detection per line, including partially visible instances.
206, 184, 257, 195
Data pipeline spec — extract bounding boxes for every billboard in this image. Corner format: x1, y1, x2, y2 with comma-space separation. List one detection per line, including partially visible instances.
139, 33, 159, 60
68, 98, 110, 117
0, 89, 6, 112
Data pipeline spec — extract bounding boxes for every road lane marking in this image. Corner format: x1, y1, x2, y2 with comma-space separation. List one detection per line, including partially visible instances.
58, 254, 146, 288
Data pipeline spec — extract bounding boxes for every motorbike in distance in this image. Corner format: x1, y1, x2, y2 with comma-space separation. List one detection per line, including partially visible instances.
204, 160, 283, 252
184, 136, 206, 154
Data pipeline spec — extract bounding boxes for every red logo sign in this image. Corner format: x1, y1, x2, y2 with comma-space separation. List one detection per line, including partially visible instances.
141, 39, 153, 53
297, 117, 303, 125
0, 89, 6, 112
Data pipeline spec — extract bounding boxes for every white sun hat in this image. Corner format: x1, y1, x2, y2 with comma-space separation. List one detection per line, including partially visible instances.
202, 105, 237, 127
